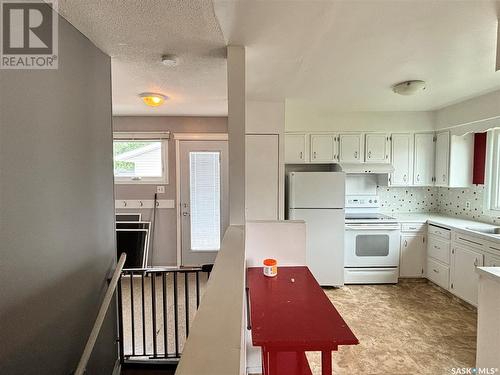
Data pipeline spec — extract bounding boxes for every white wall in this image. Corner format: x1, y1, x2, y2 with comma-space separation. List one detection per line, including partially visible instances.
434, 89, 500, 131
285, 99, 435, 132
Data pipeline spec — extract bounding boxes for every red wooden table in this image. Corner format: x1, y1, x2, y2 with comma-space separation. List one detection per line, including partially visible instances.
247, 266, 358, 375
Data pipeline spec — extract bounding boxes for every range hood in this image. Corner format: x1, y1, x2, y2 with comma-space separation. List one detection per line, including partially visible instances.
339, 163, 394, 174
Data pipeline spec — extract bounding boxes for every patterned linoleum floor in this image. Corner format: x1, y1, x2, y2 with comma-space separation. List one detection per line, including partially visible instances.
306, 282, 477, 375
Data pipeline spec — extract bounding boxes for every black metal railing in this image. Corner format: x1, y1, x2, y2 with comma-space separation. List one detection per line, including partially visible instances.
117, 266, 212, 364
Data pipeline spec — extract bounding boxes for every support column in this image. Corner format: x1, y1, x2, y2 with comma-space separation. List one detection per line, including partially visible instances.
227, 45, 246, 225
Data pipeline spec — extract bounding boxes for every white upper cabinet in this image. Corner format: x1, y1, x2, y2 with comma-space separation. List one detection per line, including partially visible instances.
339, 133, 363, 163
434, 131, 450, 187
285, 133, 308, 163
390, 133, 413, 186
414, 133, 435, 186
365, 133, 390, 163
310, 134, 338, 163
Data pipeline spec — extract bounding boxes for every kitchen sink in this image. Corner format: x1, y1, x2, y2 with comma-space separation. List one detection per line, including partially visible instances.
466, 226, 500, 235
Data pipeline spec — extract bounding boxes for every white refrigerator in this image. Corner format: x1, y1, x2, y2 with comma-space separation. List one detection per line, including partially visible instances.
288, 172, 345, 286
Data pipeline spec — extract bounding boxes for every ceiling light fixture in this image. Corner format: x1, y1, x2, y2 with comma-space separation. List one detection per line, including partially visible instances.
161, 54, 178, 67
139, 92, 167, 107
392, 80, 426, 96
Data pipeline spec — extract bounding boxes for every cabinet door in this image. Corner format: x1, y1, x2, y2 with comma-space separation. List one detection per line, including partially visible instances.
434, 132, 450, 187
414, 133, 435, 186
339, 134, 363, 163
285, 134, 308, 163
391, 133, 413, 186
310, 134, 337, 163
365, 133, 389, 163
450, 246, 483, 306
246, 134, 279, 221
400, 234, 426, 277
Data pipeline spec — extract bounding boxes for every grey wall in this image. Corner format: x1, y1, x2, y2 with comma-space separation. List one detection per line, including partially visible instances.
114, 116, 228, 265
0, 11, 116, 375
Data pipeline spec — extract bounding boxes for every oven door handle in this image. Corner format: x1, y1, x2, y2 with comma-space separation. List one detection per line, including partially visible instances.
345, 225, 400, 231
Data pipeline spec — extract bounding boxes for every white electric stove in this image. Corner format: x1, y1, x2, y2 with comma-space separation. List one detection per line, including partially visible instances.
344, 195, 400, 284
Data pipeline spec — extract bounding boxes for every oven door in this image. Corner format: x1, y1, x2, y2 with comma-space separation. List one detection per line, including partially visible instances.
344, 224, 400, 267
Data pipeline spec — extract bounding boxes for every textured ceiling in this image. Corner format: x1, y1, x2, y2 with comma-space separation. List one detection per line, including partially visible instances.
58, 1, 500, 115
58, 0, 227, 116
215, 0, 500, 112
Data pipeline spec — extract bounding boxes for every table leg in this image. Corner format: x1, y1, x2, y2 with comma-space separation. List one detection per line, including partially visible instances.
321, 350, 332, 375
262, 348, 269, 375
269, 350, 277, 375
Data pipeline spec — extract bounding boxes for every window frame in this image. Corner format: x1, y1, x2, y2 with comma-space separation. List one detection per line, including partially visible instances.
113, 132, 169, 185
484, 128, 500, 216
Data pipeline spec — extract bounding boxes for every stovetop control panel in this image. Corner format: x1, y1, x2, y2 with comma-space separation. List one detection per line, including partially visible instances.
345, 195, 380, 208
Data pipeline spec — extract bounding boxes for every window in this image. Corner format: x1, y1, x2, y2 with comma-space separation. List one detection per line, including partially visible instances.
189, 151, 221, 251
485, 129, 500, 215
113, 132, 168, 184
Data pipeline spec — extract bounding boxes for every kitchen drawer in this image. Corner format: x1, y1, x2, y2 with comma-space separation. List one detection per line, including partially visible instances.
453, 232, 485, 251
427, 236, 450, 265
427, 258, 449, 290
401, 223, 426, 232
428, 225, 451, 240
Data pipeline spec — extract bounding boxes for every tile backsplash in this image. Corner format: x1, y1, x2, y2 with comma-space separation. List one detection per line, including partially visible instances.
377, 187, 437, 213
436, 185, 499, 225
377, 185, 499, 224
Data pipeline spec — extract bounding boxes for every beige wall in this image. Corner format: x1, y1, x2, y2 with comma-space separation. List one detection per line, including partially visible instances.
113, 116, 228, 265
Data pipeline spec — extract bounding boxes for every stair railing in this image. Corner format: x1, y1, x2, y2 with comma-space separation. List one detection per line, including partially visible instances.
74, 252, 127, 375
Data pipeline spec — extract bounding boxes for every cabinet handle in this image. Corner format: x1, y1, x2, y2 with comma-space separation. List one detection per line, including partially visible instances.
416, 174, 420, 182
403, 174, 407, 182
313, 151, 317, 159
434, 245, 440, 249
354, 151, 358, 159
368, 151, 371, 158
433, 269, 439, 273
442, 174, 446, 182
409, 227, 417, 230
404, 240, 407, 247
474, 259, 478, 267
299, 151, 303, 159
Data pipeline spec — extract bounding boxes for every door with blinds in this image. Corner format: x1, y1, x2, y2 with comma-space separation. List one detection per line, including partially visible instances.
179, 140, 229, 265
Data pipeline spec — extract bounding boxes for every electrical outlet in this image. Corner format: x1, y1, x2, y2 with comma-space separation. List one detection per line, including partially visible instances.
156, 185, 165, 194
465, 201, 471, 210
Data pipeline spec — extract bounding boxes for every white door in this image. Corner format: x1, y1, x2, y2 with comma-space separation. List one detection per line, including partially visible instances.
339, 134, 363, 163
246, 134, 279, 220
434, 132, 450, 187
310, 134, 337, 163
414, 133, 435, 186
179, 140, 229, 266
400, 234, 425, 277
365, 133, 389, 163
285, 134, 308, 163
390, 133, 413, 186
450, 246, 483, 306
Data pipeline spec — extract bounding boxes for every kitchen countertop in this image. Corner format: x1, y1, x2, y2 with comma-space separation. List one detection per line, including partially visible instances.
476, 267, 500, 283
391, 212, 500, 244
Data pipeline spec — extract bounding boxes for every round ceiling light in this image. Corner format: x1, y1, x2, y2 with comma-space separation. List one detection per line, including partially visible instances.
139, 92, 167, 107
392, 80, 426, 96
161, 54, 178, 67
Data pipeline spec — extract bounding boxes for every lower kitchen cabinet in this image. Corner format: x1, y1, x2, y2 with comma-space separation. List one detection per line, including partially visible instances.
400, 233, 426, 277
427, 257, 450, 289
450, 245, 484, 306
